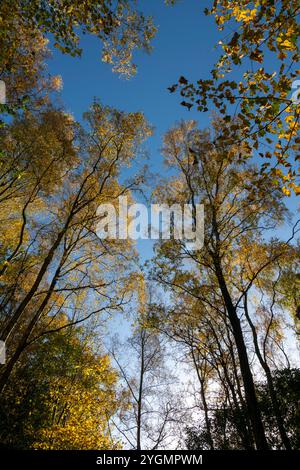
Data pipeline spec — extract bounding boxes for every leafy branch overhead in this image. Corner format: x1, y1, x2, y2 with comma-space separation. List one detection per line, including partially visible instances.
171, 1, 300, 194
0, 0, 157, 79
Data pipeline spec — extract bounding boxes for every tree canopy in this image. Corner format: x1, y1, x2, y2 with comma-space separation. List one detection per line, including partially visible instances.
0, 0, 299, 453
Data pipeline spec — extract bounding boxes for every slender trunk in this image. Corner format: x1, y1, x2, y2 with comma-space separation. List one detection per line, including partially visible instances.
0, 172, 85, 343
207, 319, 253, 449
220, 359, 254, 449
0, 257, 63, 393
191, 350, 214, 449
224, 320, 254, 448
136, 332, 145, 450
0, 334, 27, 393
213, 254, 268, 449
244, 295, 292, 450
0, 227, 66, 343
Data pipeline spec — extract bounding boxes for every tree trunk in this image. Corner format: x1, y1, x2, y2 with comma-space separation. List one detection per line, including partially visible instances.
191, 350, 214, 449
244, 294, 292, 450
0, 257, 63, 393
0, 227, 66, 343
224, 319, 254, 448
213, 254, 268, 450
136, 331, 145, 450
207, 317, 254, 449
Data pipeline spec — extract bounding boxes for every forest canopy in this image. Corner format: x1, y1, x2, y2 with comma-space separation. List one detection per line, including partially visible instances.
0, 0, 299, 453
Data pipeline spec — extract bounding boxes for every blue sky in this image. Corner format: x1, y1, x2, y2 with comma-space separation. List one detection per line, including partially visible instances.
47, 0, 219, 170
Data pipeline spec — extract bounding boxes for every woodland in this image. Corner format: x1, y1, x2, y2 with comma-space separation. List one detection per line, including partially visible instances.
0, 0, 299, 451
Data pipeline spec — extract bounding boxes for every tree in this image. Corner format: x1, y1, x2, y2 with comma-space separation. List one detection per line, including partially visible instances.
0, 101, 151, 392
149, 286, 254, 449
111, 324, 180, 450
0, 314, 122, 449
150, 118, 296, 449
270, 251, 300, 337
110, 283, 180, 451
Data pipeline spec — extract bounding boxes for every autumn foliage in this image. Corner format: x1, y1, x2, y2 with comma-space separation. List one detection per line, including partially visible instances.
0, 0, 299, 451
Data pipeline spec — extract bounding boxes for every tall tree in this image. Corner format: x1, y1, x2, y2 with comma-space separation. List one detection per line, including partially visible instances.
0, 101, 151, 391
110, 286, 180, 451
150, 118, 294, 449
